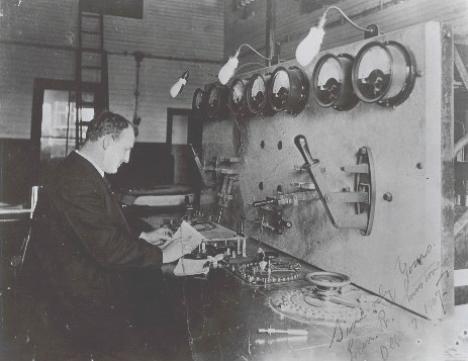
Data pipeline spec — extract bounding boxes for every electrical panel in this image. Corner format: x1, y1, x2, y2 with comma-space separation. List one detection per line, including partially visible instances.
198, 22, 453, 319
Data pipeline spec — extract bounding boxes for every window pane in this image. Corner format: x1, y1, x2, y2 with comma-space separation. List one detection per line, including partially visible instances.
171, 114, 188, 145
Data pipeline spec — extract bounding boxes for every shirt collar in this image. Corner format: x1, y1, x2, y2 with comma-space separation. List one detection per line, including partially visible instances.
74, 150, 105, 178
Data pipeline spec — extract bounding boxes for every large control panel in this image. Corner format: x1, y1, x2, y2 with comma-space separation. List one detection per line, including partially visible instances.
198, 22, 453, 319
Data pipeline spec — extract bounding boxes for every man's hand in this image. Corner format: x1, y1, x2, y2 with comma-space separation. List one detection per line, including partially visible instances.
139, 227, 173, 247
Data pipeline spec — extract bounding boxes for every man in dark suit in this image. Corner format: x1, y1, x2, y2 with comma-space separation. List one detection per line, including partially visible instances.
21, 111, 191, 360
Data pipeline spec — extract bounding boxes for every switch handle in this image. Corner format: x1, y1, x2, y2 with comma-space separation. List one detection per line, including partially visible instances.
294, 135, 319, 166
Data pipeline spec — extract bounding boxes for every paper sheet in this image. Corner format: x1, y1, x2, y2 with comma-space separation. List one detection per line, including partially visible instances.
161, 221, 204, 264
174, 258, 210, 276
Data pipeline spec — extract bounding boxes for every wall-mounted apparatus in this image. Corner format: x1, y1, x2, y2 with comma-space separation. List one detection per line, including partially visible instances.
268, 66, 309, 115
352, 41, 416, 107
245, 73, 273, 115
228, 78, 248, 116
192, 88, 207, 114
206, 84, 229, 120
312, 53, 359, 111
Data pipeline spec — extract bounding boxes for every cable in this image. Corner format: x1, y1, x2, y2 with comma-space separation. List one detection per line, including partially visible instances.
236, 61, 265, 72
323, 5, 370, 33
237, 43, 272, 61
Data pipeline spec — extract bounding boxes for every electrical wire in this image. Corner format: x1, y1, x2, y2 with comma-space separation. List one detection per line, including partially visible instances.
323, 5, 370, 33
236, 61, 265, 72
237, 43, 272, 61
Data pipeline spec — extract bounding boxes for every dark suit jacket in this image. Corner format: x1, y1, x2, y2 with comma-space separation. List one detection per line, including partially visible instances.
22, 151, 163, 348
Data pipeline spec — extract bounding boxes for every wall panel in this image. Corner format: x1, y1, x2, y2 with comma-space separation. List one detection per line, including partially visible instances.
0, 44, 74, 138
105, 0, 224, 60
202, 22, 453, 318
0, 0, 77, 46
225, 0, 468, 62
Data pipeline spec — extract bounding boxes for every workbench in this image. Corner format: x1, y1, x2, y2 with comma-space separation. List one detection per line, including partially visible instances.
159, 236, 454, 361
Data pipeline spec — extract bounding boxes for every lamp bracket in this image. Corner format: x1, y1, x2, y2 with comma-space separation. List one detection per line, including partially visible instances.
364, 24, 379, 39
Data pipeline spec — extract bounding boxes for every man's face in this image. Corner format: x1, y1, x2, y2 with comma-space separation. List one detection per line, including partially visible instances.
102, 127, 135, 174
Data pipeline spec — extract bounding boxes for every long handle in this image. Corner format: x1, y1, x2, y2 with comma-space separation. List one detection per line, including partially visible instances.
294, 135, 319, 166
189, 144, 207, 187
294, 134, 338, 227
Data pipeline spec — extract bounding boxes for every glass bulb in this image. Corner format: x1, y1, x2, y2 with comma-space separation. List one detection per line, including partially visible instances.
295, 26, 325, 67
218, 56, 239, 85
170, 78, 187, 98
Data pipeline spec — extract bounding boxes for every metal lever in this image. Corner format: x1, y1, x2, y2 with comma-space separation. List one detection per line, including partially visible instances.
189, 144, 208, 187
294, 135, 319, 166
294, 134, 337, 226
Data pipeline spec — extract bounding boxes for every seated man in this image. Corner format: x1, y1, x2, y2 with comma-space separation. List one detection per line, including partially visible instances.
20, 111, 191, 359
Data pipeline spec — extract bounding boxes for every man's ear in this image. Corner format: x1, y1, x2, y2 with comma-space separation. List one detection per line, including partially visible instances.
102, 135, 113, 150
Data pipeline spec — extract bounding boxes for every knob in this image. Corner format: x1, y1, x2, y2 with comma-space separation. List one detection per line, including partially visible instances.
383, 192, 393, 202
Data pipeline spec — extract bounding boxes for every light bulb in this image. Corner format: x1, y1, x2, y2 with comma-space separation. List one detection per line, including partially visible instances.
218, 55, 239, 85
170, 78, 187, 98
295, 25, 325, 67
170, 70, 190, 98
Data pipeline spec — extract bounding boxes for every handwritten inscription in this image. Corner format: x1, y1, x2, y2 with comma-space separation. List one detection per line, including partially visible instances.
405, 261, 440, 302
346, 333, 401, 361
396, 244, 432, 295
394, 243, 450, 316
376, 284, 396, 303
329, 309, 367, 348
329, 302, 402, 361
379, 334, 401, 361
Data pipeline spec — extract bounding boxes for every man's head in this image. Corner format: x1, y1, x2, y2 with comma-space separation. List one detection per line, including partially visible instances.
85, 111, 138, 174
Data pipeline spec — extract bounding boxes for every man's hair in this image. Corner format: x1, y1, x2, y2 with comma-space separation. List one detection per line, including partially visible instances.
85, 111, 138, 141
